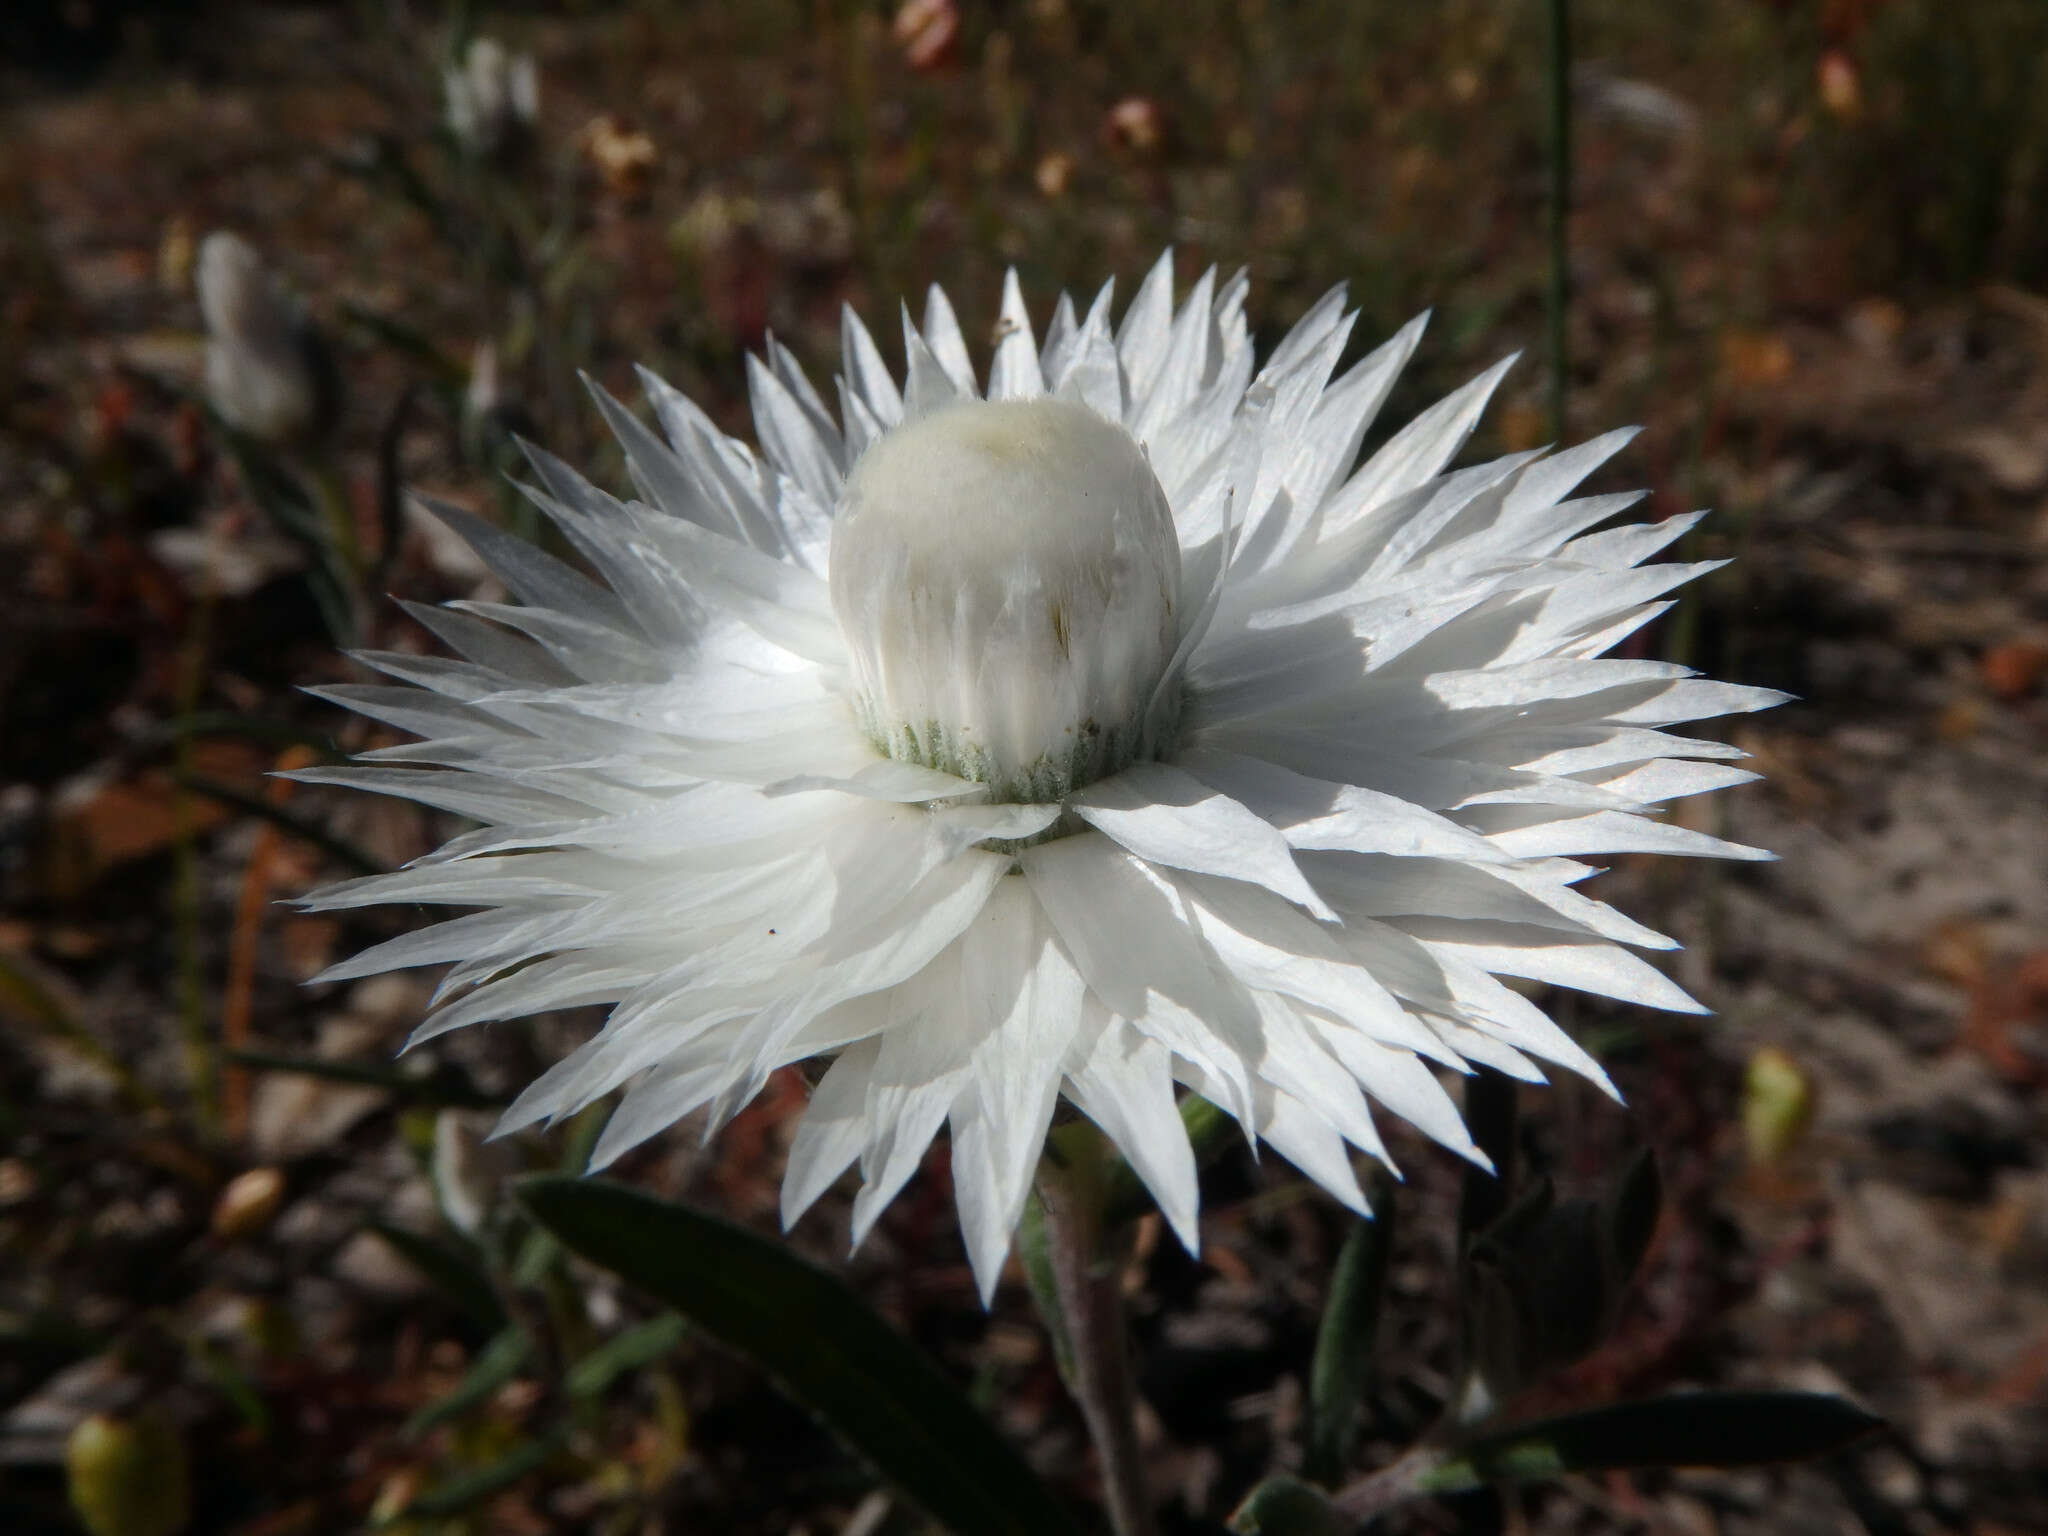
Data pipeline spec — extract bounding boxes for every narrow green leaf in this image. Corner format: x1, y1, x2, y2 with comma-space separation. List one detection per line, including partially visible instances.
1229, 1475, 1349, 1535
402, 1328, 530, 1441
155, 713, 342, 758
385, 1431, 565, 1522
1457, 1071, 1518, 1247
364, 1220, 506, 1333
517, 1175, 1072, 1536
1602, 1146, 1661, 1287
1422, 1391, 1885, 1492
1306, 1170, 1395, 1484
175, 774, 385, 877
222, 1048, 498, 1108
565, 1313, 689, 1399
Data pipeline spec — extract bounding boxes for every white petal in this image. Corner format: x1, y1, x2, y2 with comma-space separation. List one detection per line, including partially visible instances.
1020, 834, 1258, 1123
1065, 1010, 1200, 1252
988, 268, 1045, 400
781, 1036, 880, 1226
1072, 761, 1335, 920
920, 284, 979, 394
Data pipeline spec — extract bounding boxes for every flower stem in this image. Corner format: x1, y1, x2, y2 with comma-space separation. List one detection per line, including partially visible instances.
1030, 1131, 1156, 1536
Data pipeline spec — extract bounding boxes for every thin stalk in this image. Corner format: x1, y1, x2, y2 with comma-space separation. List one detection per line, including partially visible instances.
172, 591, 218, 1137
1544, 0, 1573, 442
1033, 1135, 1156, 1536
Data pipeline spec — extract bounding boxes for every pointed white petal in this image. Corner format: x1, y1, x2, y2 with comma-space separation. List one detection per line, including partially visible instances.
1072, 762, 1335, 919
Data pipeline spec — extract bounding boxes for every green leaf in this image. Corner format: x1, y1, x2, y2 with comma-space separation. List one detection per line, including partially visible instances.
175, 775, 385, 878
1422, 1391, 1885, 1492
1603, 1146, 1661, 1287
222, 1048, 497, 1108
402, 1328, 530, 1440
517, 1175, 1072, 1536
565, 1313, 689, 1399
364, 1220, 506, 1334
383, 1430, 565, 1522
1457, 1071, 1518, 1247
1306, 1170, 1395, 1484
1229, 1475, 1349, 1535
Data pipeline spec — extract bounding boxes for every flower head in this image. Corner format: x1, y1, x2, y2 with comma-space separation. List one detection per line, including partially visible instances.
444, 36, 540, 162
302, 255, 1782, 1300
196, 231, 337, 447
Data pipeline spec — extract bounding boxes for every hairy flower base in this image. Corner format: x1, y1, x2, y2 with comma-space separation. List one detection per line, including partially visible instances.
302, 253, 1782, 1303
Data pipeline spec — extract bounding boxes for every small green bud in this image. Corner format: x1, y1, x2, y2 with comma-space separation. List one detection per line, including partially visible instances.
1742, 1047, 1814, 1168
66, 1407, 191, 1536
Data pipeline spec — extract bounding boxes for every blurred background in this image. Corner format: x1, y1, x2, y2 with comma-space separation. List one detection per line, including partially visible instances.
4, 1, 2047, 1532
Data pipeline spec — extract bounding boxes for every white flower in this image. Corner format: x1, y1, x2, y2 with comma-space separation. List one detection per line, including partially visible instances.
196, 232, 335, 447
444, 36, 539, 161
300, 255, 1782, 1301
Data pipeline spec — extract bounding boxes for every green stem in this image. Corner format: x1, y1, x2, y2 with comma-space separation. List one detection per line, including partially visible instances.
1031, 1131, 1156, 1536
1544, 0, 1573, 442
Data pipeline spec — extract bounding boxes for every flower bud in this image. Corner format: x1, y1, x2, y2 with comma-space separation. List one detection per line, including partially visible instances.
195, 232, 337, 447
66, 1408, 190, 1536
432, 1108, 519, 1235
444, 36, 539, 162
210, 1166, 285, 1241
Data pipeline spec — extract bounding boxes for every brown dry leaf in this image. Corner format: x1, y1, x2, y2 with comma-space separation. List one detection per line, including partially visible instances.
1104, 96, 1165, 156
1034, 151, 1075, 199
1720, 329, 1794, 388
1982, 641, 2048, 701
1959, 952, 2048, 1086
1921, 918, 1991, 989
892, 0, 959, 72
1816, 49, 1861, 119
49, 739, 272, 887
580, 114, 657, 204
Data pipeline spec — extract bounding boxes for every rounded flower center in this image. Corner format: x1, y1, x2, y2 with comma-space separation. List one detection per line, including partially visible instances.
829, 397, 1183, 803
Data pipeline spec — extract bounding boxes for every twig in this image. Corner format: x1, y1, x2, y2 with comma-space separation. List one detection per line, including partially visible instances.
219, 745, 318, 1141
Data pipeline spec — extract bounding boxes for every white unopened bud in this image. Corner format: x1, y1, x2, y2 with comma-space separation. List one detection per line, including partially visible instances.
829, 398, 1182, 802
445, 37, 540, 160
196, 232, 333, 447
431, 1109, 519, 1235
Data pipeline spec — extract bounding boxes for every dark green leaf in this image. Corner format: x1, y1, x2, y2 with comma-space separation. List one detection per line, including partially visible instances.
565, 1313, 688, 1399
340, 303, 466, 385
517, 1175, 1072, 1536
222, 1049, 498, 1109
384, 1430, 565, 1521
402, 1328, 530, 1440
1422, 1391, 1885, 1492
155, 713, 342, 758
1306, 1170, 1395, 1484
175, 774, 385, 877
1602, 1146, 1661, 1287
364, 1220, 505, 1333
1457, 1072, 1518, 1247
1229, 1475, 1349, 1535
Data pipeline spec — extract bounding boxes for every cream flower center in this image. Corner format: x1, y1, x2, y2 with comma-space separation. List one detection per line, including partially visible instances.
829, 397, 1183, 802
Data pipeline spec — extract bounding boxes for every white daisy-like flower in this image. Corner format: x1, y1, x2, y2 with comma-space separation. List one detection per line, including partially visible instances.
444, 36, 540, 161
300, 254, 1782, 1300
197, 231, 336, 448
